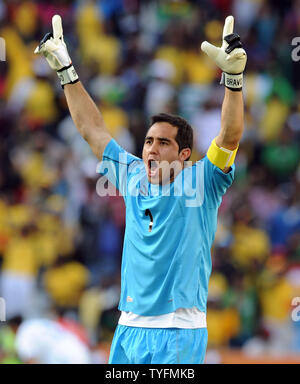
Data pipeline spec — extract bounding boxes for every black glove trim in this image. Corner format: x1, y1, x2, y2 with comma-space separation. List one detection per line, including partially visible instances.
61, 78, 79, 89
57, 65, 79, 88
224, 33, 243, 54
38, 32, 53, 50
57, 63, 73, 73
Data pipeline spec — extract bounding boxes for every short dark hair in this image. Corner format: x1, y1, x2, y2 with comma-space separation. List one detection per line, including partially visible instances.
150, 113, 193, 159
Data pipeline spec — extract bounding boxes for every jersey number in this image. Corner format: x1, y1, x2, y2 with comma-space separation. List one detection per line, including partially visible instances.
145, 209, 153, 232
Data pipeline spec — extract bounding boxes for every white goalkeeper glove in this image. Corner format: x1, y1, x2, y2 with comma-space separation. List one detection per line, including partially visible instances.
201, 15, 247, 91
34, 15, 79, 88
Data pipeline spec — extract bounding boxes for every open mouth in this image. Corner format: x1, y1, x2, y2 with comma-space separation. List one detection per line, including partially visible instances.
148, 159, 158, 169
148, 159, 159, 178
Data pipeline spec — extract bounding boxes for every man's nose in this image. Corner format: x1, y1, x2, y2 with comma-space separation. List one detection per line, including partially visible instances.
149, 141, 159, 154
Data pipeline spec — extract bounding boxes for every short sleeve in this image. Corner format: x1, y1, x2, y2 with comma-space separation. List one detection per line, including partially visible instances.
202, 156, 235, 207
96, 139, 142, 196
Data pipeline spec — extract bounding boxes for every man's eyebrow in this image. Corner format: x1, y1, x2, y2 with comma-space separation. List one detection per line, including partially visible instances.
144, 136, 172, 142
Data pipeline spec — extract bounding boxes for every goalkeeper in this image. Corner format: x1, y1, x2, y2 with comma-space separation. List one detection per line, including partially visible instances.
35, 15, 246, 364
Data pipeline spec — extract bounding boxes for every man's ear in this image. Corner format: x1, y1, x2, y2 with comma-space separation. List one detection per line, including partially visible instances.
180, 148, 191, 161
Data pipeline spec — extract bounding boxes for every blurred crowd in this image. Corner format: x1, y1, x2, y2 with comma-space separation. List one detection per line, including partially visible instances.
0, 0, 300, 363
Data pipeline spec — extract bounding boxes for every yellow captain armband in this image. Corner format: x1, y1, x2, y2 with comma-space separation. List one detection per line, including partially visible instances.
206, 138, 238, 170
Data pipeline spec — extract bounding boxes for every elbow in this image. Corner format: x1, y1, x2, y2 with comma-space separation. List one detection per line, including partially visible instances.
226, 138, 240, 149
216, 135, 241, 150
77, 124, 89, 142
81, 129, 89, 142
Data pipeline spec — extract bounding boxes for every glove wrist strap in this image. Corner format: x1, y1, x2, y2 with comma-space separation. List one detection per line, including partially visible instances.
57, 64, 79, 87
220, 72, 243, 91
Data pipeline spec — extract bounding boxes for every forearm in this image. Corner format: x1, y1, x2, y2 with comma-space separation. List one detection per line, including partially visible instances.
64, 82, 111, 159
216, 88, 244, 150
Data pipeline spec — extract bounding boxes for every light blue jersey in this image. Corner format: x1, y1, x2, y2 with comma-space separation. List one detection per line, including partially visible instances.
97, 139, 234, 316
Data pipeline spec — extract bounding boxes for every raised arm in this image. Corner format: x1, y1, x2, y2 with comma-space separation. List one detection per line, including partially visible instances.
63, 82, 111, 159
34, 15, 112, 160
201, 15, 247, 172
217, 88, 244, 150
